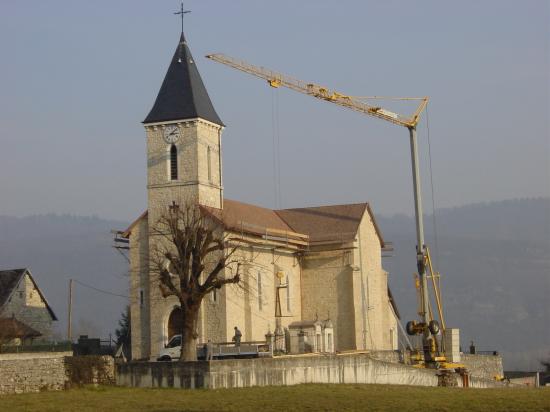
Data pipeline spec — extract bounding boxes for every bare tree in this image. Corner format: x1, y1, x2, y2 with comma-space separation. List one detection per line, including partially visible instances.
149, 202, 241, 361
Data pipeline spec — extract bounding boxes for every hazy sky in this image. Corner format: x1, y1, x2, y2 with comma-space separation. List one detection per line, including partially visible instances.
1, 1, 548, 221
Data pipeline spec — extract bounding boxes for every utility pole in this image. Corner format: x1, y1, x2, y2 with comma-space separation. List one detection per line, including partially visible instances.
67, 278, 73, 342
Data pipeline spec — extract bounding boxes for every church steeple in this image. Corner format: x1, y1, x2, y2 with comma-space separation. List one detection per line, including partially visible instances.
143, 33, 223, 126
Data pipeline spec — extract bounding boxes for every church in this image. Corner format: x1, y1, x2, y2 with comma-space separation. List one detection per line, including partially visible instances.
123, 32, 400, 361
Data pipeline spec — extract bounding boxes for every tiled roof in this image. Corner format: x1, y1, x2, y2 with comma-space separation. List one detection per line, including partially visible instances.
0, 269, 26, 308
143, 32, 223, 126
125, 199, 384, 247
0, 317, 42, 339
202, 199, 294, 236
276, 203, 369, 244
0, 268, 57, 321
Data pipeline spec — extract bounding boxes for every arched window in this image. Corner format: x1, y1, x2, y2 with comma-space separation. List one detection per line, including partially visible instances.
170, 145, 178, 180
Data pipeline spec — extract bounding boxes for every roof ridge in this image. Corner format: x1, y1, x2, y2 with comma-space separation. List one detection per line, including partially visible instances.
276, 201, 369, 212
0, 268, 28, 272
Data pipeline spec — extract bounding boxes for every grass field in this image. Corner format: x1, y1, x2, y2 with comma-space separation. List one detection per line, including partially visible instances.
0, 384, 548, 412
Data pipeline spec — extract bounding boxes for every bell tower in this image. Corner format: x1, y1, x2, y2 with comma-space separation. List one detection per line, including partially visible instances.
143, 32, 224, 225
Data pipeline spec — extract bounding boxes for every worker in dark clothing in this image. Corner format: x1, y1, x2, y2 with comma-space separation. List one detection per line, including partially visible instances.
205, 339, 213, 361
232, 326, 242, 347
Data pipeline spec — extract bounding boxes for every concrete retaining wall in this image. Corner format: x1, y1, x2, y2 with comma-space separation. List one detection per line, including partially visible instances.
117, 353, 441, 389
366, 350, 402, 364
117, 353, 510, 390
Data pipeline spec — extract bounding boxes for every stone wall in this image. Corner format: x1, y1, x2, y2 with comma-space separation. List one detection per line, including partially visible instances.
129, 216, 150, 361
302, 250, 356, 351
353, 211, 393, 351
0, 353, 114, 395
0, 352, 71, 394
461, 354, 504, 380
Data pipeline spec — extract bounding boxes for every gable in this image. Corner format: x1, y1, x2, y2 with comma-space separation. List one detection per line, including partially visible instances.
0, 269, 57, 321
0, 269, 25, 308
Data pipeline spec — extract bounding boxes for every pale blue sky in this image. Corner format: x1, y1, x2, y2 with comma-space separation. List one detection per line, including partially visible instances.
0, 0, 548, 220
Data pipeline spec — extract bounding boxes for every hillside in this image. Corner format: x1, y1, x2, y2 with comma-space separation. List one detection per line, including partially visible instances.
0, 198, 548, 370
0, 214, 129, 340
378, 198, 550, 371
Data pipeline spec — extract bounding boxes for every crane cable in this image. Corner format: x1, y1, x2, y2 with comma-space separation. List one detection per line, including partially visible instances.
271, 88, 282, 209
425, 103, 441, 270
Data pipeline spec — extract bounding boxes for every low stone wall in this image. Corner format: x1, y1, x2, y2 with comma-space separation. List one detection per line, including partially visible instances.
65, 356, 115, 387
461, 354, 504, 380
0, 353, 114, 395
0, 352, 72, 394
117, 353, 441, 389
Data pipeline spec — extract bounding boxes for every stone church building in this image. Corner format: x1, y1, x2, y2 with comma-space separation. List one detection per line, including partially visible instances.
123, 33, 399, 361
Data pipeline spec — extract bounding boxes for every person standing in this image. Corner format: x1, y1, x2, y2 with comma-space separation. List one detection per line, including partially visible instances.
205, 339, 213, 361
233, 326, 242, 347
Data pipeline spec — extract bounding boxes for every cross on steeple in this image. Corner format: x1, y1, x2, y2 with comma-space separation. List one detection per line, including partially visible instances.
174, 1, 191, 35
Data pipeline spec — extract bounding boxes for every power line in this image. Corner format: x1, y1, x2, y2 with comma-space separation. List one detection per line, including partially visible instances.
72, 279, 128, 299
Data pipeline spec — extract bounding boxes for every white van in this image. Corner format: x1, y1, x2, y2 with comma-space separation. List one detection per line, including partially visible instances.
157, 334, 182, 361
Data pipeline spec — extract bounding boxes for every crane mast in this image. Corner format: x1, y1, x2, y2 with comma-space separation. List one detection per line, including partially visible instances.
206, 53, 446, 367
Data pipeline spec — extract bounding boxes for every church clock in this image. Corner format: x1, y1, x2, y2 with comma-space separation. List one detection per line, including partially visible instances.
163, 124, 180, 144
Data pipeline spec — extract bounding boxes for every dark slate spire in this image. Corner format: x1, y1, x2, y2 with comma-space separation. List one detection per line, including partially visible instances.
143, 33, 223, 126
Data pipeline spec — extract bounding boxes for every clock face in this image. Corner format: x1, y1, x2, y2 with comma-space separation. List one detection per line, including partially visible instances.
163, 124, 180, 144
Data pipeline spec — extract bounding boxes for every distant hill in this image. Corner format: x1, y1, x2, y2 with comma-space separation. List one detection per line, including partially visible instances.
0, 198, 548, 370
0, 214, 129, 340
377, 198, 550, 371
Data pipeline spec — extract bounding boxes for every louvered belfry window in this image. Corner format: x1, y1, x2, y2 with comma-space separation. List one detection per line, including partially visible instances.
170, 144, 178, 180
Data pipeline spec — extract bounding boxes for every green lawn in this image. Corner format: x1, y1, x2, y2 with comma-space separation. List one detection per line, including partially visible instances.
0, 384, 548, 412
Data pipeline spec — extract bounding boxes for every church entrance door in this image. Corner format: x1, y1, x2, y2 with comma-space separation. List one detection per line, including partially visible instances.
167, 307, 184, 339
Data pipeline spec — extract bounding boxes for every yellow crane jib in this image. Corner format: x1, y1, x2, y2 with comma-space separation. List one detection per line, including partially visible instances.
205, 53, 428, 129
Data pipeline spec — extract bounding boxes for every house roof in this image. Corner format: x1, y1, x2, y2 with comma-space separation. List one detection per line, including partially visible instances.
0, 317, 42, 339
143, 32, 223, 126
0, 269, 26, 308
0, 268, 58, 321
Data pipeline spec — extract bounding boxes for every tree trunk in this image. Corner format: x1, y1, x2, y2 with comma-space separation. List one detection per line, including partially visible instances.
179, 304, 200, 361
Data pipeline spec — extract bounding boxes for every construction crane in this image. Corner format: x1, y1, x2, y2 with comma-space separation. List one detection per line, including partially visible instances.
206, 53, 451, 368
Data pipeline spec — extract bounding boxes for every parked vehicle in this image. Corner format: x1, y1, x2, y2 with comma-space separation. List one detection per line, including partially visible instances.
157, 335, 272, 361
